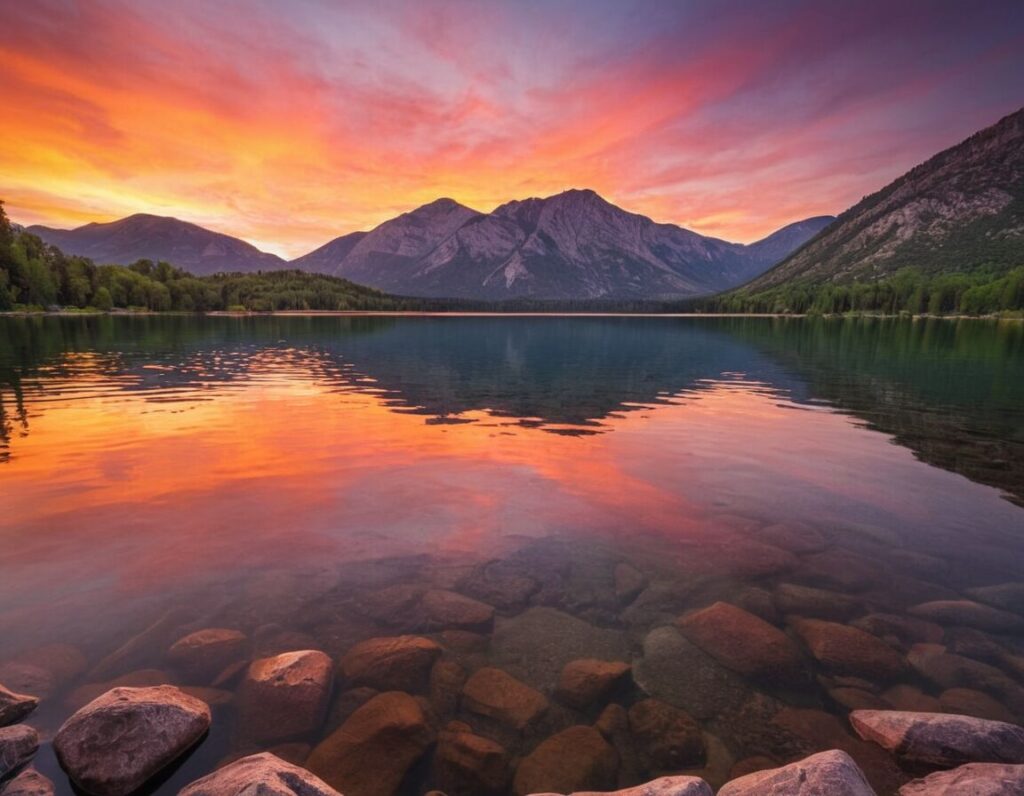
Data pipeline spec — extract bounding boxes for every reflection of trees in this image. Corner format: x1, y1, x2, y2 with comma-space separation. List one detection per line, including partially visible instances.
1, 314, 1022, 505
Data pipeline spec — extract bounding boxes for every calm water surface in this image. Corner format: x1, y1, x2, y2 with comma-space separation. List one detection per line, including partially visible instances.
0, 315, 1022, 795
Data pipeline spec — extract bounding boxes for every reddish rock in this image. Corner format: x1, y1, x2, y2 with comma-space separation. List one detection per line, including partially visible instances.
791, 618, 907, 682
852, 613, 945, 648
571, 777, 713, 796
339, 635, 441, 692
0, 665, 54, 701
728, 756, 777, 779
940, 688, 1018, 724
462, 667, 548, 730
717, 749, 874, 796
180, 752, 341, 796
907, 644, 1024, 715
421, 590, 495, 631
65, 669, 178, 712
0, 725, 39, 781
306, 691, 434, 796
0, 767, 55, 796
555, 659, 631, 709
898, 762, 1024, 795
677, 602, 806, 684
167, 628, 247, 682
629, 699, 706, 771
429, 659, 467, 717
513, 725, 618, 796
438, 630, 489, 654
53, 686, 210, 796
0, 683, 38, 726
235, 650, 333, 744
828, 687, 890, 711
850, 709, 1024, 767
909, 600, 1024, 633
595, 702, 629, 739
179, 686, 233, 709
434, 728, 510, 796
881, 685, 941, 713
326, 687, 378, 731
459, 562, 538, 611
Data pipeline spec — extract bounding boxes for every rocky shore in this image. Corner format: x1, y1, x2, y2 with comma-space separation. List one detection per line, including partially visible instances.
1, 532, 1023, 795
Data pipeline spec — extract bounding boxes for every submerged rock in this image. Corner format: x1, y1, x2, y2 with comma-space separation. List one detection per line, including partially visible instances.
940, 687, 1018, 724
758, 521, 827, 554
434, 727, 510, 796
852, 613, 945, 648
65, 668, 178, 712
555, 659, 631, 710
774, 583, 862, 620
513, 725, 617, 796
421, 589, 495, 631
235, 650, 333, 744
179, 752, 341, 796
966, 583, 1024, 615
898, 762, 1024, 795
628, 698, 705, 771
791, 618, 907, 682
459, 561, 539, 611
717, 749, 875, 796
676, 601, 806, 685
546, 776, 712, 796
306, 691, 434, 796
53, 685, 210, 796
849, 709, 1024, 767
167, 628, 247, 682
0, 768, 54, 796
909, 600, 1024, 633
0, 725, 39, 781
614, 563, 647, 604
0, 684, 37, 727
339, 635, 441, 692
633, 626, 748, 721
907, 644, 1024, 714
462, 667, 548, 730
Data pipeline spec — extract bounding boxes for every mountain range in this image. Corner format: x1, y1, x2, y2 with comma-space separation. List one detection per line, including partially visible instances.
745, 106, 1024, 292
27, 197, 833, 299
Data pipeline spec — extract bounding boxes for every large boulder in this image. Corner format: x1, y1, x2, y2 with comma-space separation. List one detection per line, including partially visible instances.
463, 667, 549, 730
0, 684, 37, 727
850, 710, 1024, 767
791, 618, 907, 682
167, 628, 247, 682
179, 752, 341, 796
555, 659, 631, 710
908, 601, 1024, 633
628, 699, 705, 771
0, 767, 54, 796
676, 602, 806, 684
0, 725, 39, 781
717, 749, 875, 796
898, 762, 1024, 795
513, 725, 618, 796
306, 691, 434, 796
433, 727, 510, 796
53, 685, 210, 796
235, 650, 333, 744
339, 635, 441, 692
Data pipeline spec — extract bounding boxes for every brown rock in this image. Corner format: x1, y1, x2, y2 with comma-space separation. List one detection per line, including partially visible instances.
728, 756, 777, 779
0, 725, 39, 781
907, 645, 1024, 715
438, 630, 489, 654
434, 729, 510, 796
555, 659, 631, 710
326, 687, 379, 731
614, 563, 647, 604
774, 583, 862, 620
421, 590, 495, 631
86, 609, 190, 681
850, 709, 1024, 767
167, 628, 247, 682
828, 687, 890, 711
513, 726, 617, 796
339, 635, 441, 692
53, 685, 210, 796
717, 749, 875, 796
0, 683, 38, 727
265, 742, 311, 765
677, 602, 806, 684
235, 650, 333, 745
0, 767, 55, 796
898, 762, 1024, 795
180, 751, 341, 796
852, 613, 945, 647
571, 777, 713, 796
595, 703, 629, 739
881, 685, 941, 713
306, 691, 434, 796
459, 561, 539, 611
0, 665, 54, 701
940, 688, 1018, 724
791, 618, 907, 682
909, 600, 1024, 633
629, 699, 705, 771
179, 686, 233, 709
430, 659, 467, 717
65, 669, 178, 712
462, 667, 548, 730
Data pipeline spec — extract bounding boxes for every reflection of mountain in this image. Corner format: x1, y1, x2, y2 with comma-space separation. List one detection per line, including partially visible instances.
1, 316, 1022, 502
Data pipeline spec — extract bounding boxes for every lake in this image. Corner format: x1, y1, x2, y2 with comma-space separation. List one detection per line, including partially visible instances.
1, 315, 1023, 795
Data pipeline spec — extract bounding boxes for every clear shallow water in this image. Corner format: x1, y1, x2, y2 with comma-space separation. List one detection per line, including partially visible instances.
0, 315, 1022, 795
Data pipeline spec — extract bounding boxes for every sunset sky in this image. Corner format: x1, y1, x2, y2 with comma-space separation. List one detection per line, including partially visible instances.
2, 0, 1023, 258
